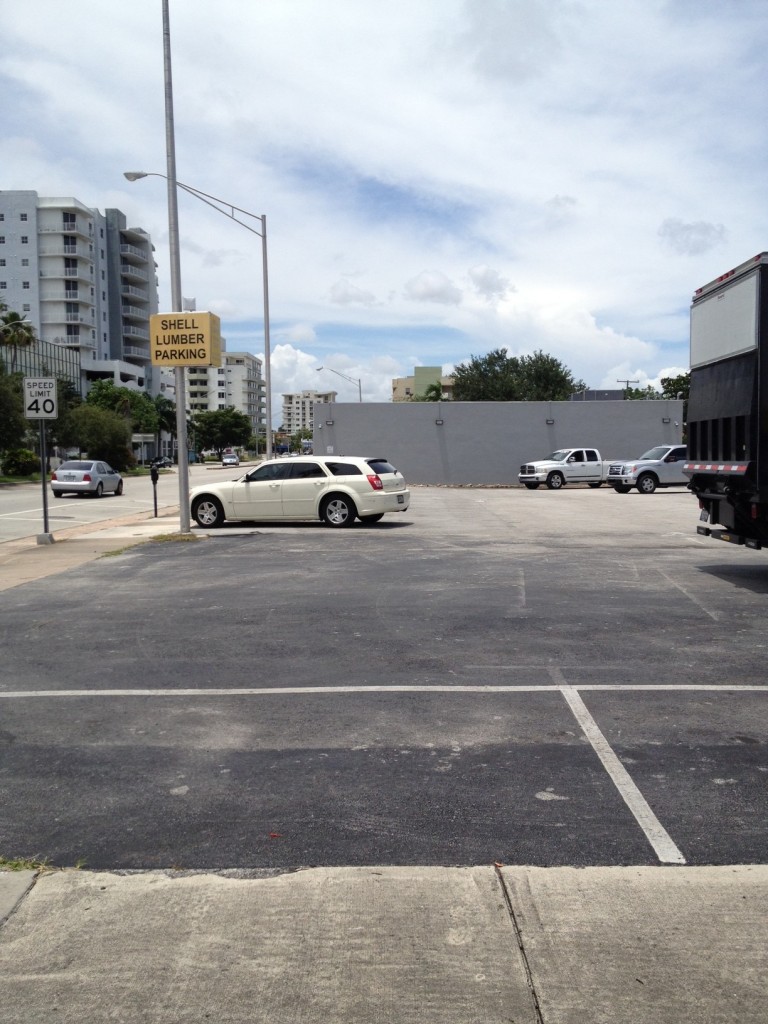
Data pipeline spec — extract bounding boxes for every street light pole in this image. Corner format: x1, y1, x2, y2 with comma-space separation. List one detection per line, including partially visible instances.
124, 172, 273, 459
161, 0, 191, 533
316, 365, 362, 402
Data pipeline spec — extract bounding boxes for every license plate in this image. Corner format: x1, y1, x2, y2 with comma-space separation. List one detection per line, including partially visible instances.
397, 494, 404, 504
63, 474, 76, 481
699, 509, 710, 522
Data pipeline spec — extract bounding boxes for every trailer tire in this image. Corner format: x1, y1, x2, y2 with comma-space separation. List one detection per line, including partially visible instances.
546, 472, 565, 490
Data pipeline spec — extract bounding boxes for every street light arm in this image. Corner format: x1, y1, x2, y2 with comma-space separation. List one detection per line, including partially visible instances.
124, 168, 273, 457
317, 365, 362, 402
125, 171, 265, 237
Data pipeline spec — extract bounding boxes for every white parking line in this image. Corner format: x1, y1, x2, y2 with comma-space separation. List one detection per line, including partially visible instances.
559, 684, 686, 865
0, 683, 767, 698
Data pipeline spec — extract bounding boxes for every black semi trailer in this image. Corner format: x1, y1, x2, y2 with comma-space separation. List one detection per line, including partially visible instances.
685, 252, 768, 549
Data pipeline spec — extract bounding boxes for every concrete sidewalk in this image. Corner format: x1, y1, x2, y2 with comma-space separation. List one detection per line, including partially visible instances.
0, 865, 765, 1023
0, 509, 188, 591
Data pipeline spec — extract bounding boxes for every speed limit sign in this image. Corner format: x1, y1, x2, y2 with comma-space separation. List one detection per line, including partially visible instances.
23, 378, 58, 420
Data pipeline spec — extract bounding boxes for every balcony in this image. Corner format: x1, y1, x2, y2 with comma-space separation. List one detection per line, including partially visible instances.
124, 346, 151, 363
123, 324, 150, 341
38, 220, 92, 240
120, 242, 149, 263
39, 245, 94, 262
122, 304, 147, 320
120, 263, 149, 283
121, 284, 149, 301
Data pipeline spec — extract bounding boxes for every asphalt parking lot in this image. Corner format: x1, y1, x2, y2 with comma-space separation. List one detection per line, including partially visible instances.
1, 485, 766, 870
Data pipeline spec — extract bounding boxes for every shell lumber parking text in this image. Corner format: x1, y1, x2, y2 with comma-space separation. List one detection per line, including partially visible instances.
150, 311, 222, 367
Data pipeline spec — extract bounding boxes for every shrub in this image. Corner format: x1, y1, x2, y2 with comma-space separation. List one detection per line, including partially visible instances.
2, 448, 39, 476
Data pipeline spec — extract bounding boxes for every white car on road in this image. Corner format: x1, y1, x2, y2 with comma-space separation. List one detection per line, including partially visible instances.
190, 456, 410, 528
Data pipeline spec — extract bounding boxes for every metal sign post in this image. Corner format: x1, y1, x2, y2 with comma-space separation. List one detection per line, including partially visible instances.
23, 377, 58, 545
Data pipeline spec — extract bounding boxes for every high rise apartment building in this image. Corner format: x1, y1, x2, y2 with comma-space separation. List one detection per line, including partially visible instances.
0, 190, 158, 394
281, 389, 336, 433
188, 351, 266, 438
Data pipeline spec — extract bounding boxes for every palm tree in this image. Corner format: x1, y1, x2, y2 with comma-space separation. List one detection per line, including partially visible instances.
0, 310, 36, 374
153, 393, 177, 459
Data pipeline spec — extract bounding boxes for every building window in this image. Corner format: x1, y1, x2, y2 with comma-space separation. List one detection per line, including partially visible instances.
0, 282, 6, 290
0, 259, 4, 266
20, 213, 28, 221
22, 281, 30, 289
0, 237, 5, 244
20, 236, 28, 244
21, 258, 29, 267
23, 304, 30, 312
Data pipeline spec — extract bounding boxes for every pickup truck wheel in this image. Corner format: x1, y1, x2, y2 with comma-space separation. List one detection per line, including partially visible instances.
524, 482, 540, 490
612, 485, 632, 494
546, 471, 565, 490
587, 482, 603, 489
636, 473, 658, 494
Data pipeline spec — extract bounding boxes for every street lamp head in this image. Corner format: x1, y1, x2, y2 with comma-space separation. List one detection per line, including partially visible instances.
124, 171, 149, 182
316, 366, 323, 371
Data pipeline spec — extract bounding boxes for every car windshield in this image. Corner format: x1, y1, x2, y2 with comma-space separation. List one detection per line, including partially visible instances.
547, 451, 570, 462
59, 461, 93, 471
638, 447, 668, 460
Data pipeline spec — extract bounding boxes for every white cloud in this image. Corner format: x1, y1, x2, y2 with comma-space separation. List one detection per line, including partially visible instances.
404, 271, 462, 305
468, 265, 513, 302
658, 218, 727, 256
3, 0, 768, 418
329, 278, 377, 306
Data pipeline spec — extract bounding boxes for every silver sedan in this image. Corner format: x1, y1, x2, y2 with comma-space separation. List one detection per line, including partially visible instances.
51, 460, 124, 498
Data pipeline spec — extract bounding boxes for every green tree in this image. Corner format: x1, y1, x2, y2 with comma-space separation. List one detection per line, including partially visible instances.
191, 408, 253, 458
0, 307, 37, 374
153, 393, 177, 456
624, 384, 661, 400
0, 365, 27, 453
452, 348, 585, 401
86, 380, 159, 434
58, 405, 133, 470
412, 382, 444, 402
659, 372, 690, 402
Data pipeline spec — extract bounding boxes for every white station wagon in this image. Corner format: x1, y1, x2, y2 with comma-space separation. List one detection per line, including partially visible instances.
190, 456, 410, 528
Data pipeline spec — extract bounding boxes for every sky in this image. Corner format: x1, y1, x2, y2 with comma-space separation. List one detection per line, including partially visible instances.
3, 1, 768, 415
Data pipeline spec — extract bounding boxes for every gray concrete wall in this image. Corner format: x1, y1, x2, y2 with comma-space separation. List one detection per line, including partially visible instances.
313, 400, 685, 485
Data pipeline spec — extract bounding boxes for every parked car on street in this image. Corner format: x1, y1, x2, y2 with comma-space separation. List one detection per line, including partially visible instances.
151, 456, 173, 468
221, 453, 240, 467
190, 456, 410, 528
607, 445, 688, 494
51, 460, 123, 498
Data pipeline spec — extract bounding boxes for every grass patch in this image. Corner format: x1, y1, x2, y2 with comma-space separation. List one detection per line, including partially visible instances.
0, 855, 52, 872
149, 532, 205, 543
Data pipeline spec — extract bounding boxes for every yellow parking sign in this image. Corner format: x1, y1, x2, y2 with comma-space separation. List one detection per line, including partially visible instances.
150, 311, 222, 366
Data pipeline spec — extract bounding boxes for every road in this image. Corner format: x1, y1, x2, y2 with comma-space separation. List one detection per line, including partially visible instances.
1, 485, 767, 870
0, 463, 244, 543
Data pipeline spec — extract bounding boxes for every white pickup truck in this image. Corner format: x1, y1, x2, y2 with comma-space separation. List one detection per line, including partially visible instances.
606, 444, 688, 494
518, 448, 612, 489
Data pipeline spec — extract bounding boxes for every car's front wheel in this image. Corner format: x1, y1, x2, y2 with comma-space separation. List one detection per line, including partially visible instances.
612, 485, 632, 494
192, 496, 225, 528
546, 472, 565, 490
636, 473, 658, 494
321, 495, 357, 527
